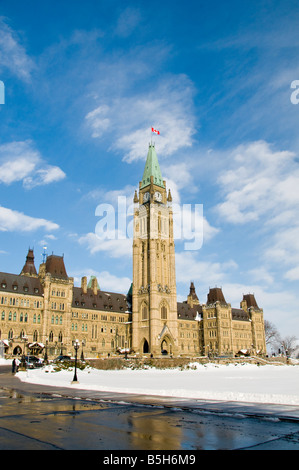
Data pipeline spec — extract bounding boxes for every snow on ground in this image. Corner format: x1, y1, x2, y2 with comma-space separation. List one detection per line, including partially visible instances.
2, 358, 299, 406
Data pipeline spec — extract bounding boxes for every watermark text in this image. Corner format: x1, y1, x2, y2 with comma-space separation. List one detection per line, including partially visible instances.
0, 81, 4, 105
290, 80, 299, 104
94, 196, 204, 251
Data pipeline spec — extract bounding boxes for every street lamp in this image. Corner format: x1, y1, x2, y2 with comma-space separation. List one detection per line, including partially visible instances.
44, 338, 48, 364
81, 339, 85, 362
20, 335, 28, 370
72, 339, 80, 383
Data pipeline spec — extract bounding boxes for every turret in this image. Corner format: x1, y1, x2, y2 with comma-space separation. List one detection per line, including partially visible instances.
20, 248, 38, 277
187, 281, 200, 307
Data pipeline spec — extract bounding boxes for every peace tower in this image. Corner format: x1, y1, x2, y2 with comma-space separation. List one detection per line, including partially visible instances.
132, 143, 179, 355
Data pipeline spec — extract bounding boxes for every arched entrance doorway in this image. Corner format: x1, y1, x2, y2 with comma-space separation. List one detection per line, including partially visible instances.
13, 346, 22, 355
161, 338, 172, 355
143, 339, 149, 353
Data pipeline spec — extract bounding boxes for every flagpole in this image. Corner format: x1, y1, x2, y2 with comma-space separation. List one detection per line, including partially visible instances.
150, 126, 160, 146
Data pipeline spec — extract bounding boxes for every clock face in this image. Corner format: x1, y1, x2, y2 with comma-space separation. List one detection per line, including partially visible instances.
143, 192, 150, 203
154, 191, 162, 202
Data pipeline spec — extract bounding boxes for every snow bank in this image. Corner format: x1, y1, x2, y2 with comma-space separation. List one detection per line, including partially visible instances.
14, 362, 299, 406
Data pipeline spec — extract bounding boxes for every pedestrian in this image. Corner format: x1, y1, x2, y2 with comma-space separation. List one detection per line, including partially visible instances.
12, 358, 16, 373
15, 357, 20, 372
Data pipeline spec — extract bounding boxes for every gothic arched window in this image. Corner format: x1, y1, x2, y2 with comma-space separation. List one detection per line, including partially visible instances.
161, 305, 167, 320
142, 304, 148, 320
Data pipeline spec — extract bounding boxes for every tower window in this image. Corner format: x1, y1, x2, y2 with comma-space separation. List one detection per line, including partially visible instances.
161, 305, 167, 320
142, 305, 148, 320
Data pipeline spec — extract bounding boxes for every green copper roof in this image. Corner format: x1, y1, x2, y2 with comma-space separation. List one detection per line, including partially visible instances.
140, 144, 165, 189
87, 275, 100, 290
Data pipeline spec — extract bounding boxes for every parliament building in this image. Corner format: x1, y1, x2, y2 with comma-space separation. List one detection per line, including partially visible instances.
0, 144, 266, 359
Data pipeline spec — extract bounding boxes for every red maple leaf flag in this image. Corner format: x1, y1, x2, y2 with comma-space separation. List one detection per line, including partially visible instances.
151, 127, 160, 135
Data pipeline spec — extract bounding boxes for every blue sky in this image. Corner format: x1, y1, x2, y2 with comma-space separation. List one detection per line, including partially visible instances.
1, 0, 299, 343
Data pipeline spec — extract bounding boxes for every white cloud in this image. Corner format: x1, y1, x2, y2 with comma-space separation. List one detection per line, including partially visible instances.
215, 140, 299, 278
285, 266, 299, 281
264, 225, 299, 271
175, 251, 237, 285
72, 268, 131, 294
247, 267, 274, 285
85, 74, 197, 163
0, 140, 66, 188
115, 7, 142, 38
78, 232, 131, 258
45, 234, 57, 240
216, 140, 297, 224
0, 17, 35, 81
23, 166, 66, 188
0, 205, 59, 232
172, 202, 219, 250
162, 162, 197, 193
85, 105, 111, 138
0, 141, 39, 184
86, 184, 137, 206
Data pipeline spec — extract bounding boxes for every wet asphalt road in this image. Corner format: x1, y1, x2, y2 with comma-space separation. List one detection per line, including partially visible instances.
1, 366, 299, 451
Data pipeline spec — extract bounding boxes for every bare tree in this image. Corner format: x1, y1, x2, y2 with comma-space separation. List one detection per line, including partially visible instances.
279, 335, 298, 356
264, 319, 298, 356
264, 319, 279, 346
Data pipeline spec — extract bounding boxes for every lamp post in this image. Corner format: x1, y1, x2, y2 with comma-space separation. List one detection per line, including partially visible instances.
20, 335, 28, 370
81, 339, 85, 362
72, 339, 80, 383
44, 338, 48, 364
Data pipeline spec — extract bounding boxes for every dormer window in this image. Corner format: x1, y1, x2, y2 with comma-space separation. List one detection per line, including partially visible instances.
1, 283, 6, 289
13, 285, 18, 291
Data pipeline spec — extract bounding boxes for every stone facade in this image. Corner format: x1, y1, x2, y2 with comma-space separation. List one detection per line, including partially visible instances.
132, 146, 178, 356
0, 144, 266, 359
0, 250, 131, 358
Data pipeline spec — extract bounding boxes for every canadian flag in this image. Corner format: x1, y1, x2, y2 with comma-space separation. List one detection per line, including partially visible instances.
151, 127, 160, 135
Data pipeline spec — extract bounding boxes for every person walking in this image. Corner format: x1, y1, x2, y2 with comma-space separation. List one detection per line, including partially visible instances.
12, 358, 16, 373
15, 357, 20, 372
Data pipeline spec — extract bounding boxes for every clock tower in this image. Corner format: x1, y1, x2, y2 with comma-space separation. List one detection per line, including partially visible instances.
132, 143, 178, 355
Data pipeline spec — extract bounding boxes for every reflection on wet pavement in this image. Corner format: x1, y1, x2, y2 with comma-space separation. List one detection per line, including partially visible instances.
1, 388, 299, 450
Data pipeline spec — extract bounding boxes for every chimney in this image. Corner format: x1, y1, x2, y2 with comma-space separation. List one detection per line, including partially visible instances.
81, 276, 87, 294
91, 276, 98, 295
